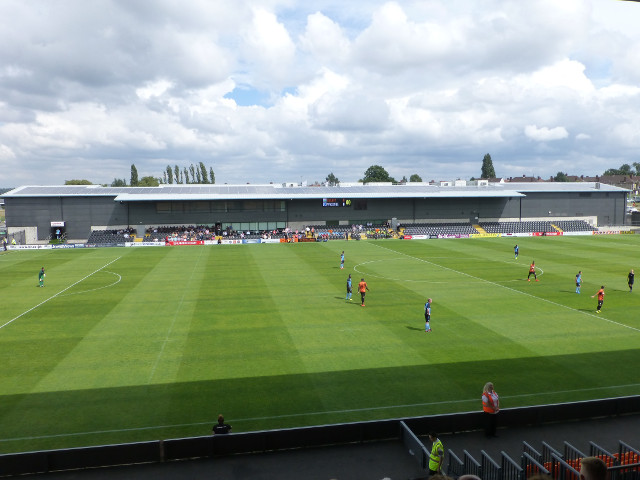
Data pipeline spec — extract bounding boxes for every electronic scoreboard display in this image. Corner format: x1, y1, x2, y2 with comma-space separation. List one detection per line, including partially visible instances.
322, 198, 351, 207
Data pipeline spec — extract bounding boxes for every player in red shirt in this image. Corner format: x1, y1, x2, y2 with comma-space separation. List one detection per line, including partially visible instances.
527, 261, 538, 282
358, 278, 369, 307
591, 286, 605, 313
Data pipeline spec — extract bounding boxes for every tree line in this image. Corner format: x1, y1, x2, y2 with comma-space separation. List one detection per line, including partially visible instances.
62, 155, 640, 187
64, 162, 216, 187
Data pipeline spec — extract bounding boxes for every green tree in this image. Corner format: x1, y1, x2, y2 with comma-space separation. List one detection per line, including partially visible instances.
183, 167, 190, 184
130, 164, 139, 186
199, 162, 209, 184
554, 172, 569, 182
325, 172, 340, 186
138, 176, 160, 187
166, 166, 174, 184
110, 178, 127, 187
634, 162, 640, 175
209, 167, 215, 184
481, 154, 496, 179
64, 179, 92, 185
604, 164, 632, 176
189, 164, 196, 184
409, 174, 423, 182
174, 165, 181, 184
360, 165, 396, 183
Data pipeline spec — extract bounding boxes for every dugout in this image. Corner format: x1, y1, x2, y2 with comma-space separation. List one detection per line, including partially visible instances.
0, 181, 628, 242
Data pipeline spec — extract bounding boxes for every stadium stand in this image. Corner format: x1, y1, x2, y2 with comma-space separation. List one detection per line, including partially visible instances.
402, 222, 479, 236
86, 220, 597, 244
479, 221, 556, 233
86, 229, 132, 245
446, 439, 640, 480
552, 220, 598, 232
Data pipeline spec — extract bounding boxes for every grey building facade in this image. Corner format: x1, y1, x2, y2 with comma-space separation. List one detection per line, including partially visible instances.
1, 182, 628, 242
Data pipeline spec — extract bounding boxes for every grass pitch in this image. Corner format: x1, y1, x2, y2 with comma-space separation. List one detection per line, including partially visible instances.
0, 235, 639, 453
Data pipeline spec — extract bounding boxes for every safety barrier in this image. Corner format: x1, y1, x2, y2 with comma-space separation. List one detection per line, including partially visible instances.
481, 450, 501, 480
501, 451, 523, 480
400, 421, 429, 470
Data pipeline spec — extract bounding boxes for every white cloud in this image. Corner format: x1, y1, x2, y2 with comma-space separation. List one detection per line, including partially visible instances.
136, 80, 175, 101
524, 125, 569, 142
1, 0, 640, 186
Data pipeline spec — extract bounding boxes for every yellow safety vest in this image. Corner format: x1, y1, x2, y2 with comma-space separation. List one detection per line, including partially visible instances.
429, 438, 444, 471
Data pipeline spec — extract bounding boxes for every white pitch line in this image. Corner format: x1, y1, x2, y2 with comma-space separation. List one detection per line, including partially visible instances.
0, 257, 122, 331
59, 271, 122, 297
1, 382, 638, 443
147, 247, 205, 383
353, 257, 541, 283
369, 243, 640, 333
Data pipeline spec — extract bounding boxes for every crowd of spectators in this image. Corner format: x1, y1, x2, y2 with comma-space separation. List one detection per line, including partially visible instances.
87, 220, 599, 245
145, 225, 291, 242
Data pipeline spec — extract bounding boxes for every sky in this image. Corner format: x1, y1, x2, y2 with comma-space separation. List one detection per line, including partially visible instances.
1, 0, 640, 187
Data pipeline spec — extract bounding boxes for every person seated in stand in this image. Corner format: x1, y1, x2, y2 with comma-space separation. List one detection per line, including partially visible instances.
212, 414, 232, 435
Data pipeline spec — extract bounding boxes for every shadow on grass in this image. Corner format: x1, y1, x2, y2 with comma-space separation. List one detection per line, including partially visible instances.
1, 349, 639, 453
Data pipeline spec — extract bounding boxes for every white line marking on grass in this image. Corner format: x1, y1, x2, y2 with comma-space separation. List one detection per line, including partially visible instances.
370, 243, 640, 333
0, 257, 122, 331
147, 248, 205, 383
59, 271, 122, 297
2, 383, 639, 443
353, 258, 540, 284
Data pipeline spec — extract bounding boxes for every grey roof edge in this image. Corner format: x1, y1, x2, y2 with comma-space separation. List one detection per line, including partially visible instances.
1, 182, 628, 201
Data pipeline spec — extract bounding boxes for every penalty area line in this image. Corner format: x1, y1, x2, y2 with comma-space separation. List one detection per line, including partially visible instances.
2, 383, 639, 443
0, 256, 122, 331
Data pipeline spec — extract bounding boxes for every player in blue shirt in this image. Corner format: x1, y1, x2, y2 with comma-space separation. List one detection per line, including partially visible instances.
340, 251, 345, 269
514, 245, 519, 259
575, 271, 582, 294
424, 298, 432, 332
346, 274, 352, 301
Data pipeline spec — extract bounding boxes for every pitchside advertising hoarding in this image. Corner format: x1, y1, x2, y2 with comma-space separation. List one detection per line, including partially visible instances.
5, 229, 635, 250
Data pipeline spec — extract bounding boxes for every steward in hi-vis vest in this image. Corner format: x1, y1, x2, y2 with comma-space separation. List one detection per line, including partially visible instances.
428, 432, 444, 475
482, 382, 500, 437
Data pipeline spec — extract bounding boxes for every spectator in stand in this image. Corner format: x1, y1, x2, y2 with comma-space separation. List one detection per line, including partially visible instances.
212, 414, 232, 434
580, 457, 607, 480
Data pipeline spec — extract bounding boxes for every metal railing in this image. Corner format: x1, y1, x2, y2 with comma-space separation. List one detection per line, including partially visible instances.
550, 452, 580, 480
447, 449, 465, 478
464, 449, 482, 478
502, 451, 524, 480
522, 451, 551, 478
481, 449, 502, 480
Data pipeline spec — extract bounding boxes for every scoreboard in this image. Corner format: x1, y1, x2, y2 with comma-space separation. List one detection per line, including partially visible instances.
322, 198, 351, 207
